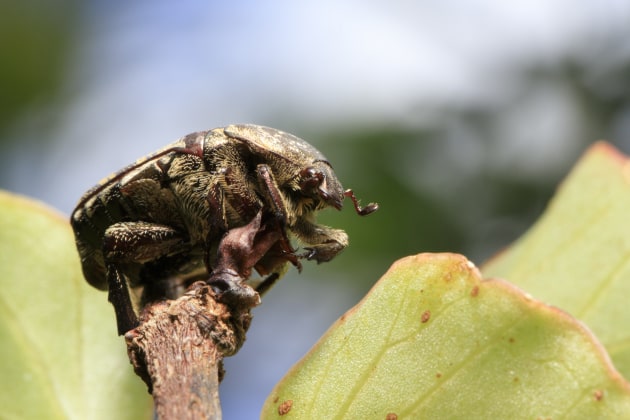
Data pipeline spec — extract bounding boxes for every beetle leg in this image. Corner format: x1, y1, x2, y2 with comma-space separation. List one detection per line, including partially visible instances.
343, 189, 379, 216
103, 221, 189, 334
256, 164, 289, 222
103, 222, 189, 262
254, 273, 280, 296
254, 238, 302, 275
256, 164, 298, 256
256, 163, 306, 272
291, 218, 349, 263
106, 263, 139, 335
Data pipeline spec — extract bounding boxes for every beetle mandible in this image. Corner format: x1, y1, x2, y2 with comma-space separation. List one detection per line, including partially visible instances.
71, 124, 378, 335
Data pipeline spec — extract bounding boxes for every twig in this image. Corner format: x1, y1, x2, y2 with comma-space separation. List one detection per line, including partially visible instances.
125, 282, 249, 419
124, 212, 283, 419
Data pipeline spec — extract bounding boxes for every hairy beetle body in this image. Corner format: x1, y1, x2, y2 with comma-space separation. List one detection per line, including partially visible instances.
71, 124, 378, 334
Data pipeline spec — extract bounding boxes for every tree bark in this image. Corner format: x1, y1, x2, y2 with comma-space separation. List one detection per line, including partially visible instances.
125, 282, 251, 419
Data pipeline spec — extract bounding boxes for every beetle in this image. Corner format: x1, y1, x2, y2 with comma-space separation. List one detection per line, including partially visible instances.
71, 124, 378, 335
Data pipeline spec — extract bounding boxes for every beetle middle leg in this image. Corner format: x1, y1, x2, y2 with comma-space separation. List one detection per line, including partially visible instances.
103, 221, 189, 335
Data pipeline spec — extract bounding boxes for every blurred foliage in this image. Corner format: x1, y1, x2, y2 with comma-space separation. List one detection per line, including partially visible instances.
0, 191, 151, 419
312, 51, 630, 285
315, 128, 466, 283
314, 124, 558, 288
0, 0, 80, 142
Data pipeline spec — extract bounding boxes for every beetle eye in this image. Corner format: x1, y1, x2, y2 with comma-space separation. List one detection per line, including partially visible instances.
299, 166, 343, 210
299, 167, 324, 192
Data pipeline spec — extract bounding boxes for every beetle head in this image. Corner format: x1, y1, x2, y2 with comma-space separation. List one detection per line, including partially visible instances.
298, 161, 345, 211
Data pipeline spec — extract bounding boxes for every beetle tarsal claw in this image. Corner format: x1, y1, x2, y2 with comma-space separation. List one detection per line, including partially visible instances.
299, 246, 336, 264
299, 247, 317, 261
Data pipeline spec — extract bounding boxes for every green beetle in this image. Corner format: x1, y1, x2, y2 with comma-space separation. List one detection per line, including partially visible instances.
71, 124, 378, 334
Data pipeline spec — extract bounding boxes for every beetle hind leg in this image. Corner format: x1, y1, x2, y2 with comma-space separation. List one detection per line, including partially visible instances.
102, 221, 189, 335
106, 264, 140, 335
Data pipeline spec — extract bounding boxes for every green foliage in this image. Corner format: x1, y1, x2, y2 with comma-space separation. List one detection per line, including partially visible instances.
0, 191, 151, 420
0, 1, 79, 137
262, 254, 630, 419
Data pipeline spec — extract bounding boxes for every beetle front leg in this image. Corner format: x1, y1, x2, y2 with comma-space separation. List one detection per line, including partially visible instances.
256, 164, 300, 262
291, 218, 349, 263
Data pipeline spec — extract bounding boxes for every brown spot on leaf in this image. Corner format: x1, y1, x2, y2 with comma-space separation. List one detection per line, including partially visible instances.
421, 310, 431, 323
386, 413, 398, 420
508, 337, 515, 343
594, 390, 604, 401
471, 286, 479, 297
278, 400, 293, 415
436, 372, 442, 379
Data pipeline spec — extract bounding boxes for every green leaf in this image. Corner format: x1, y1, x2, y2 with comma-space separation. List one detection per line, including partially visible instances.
261, 253, 630, 419
483, 142, 630, 378
0, 191, 151, 419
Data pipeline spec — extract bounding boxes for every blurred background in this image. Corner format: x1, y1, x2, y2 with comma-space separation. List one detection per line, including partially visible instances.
2, 0, 630, 417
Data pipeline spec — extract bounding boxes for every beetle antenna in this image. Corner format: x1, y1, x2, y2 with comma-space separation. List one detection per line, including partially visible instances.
344, 189, 379, 216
